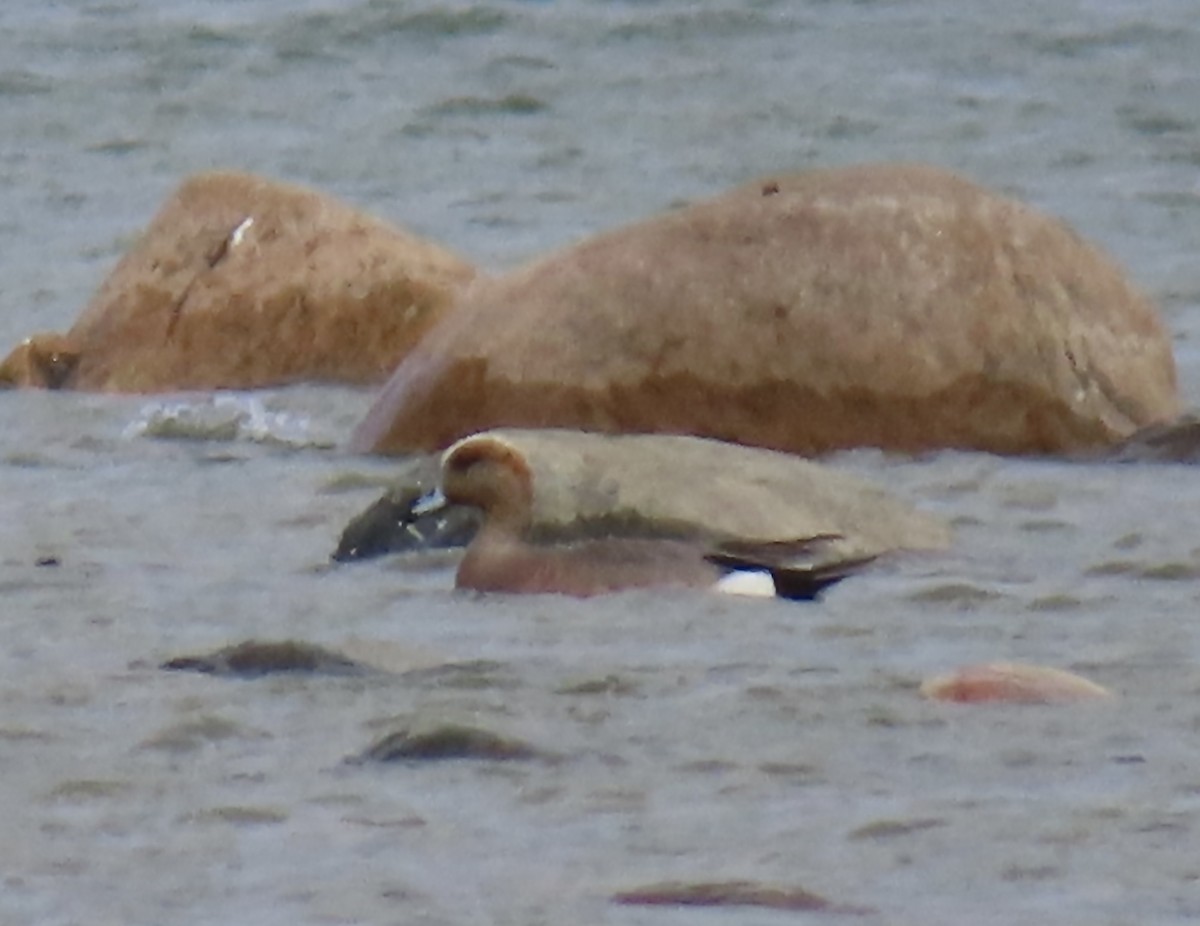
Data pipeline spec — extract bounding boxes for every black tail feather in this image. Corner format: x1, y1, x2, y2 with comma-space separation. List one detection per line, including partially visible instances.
705, 535, 876, 601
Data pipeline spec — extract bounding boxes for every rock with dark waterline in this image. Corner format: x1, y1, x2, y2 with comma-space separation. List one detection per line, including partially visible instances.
351, 162, 1177, 457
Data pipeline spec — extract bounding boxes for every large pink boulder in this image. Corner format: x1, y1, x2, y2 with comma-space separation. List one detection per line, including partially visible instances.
350, 163, 1178, 457
0, 171, 477, 392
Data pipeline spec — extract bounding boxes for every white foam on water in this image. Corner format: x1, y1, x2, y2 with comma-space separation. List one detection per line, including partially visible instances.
122, 394, 333, 448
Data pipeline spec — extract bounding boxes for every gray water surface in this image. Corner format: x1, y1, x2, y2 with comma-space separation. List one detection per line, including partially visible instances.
3, 2, 1200, 924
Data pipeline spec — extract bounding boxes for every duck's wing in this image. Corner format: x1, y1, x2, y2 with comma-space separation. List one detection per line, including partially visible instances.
704, 535, 876, 601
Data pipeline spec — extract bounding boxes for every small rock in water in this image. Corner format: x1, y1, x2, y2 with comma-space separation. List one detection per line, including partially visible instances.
1102, 413, 1200, 463
0, 332, 79, 388
161, 639, 371, 678
352, 723, 540, 763
920, 662, 1111, 704
612, 879, 871, 914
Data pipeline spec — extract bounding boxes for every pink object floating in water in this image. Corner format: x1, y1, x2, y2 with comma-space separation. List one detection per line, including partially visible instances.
920, 662, 1111, 704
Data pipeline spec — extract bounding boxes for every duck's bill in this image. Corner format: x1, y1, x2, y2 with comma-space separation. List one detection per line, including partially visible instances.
410, 487, 449, 517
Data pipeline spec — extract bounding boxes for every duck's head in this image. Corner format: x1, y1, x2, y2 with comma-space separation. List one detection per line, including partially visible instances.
438, 434, 536, 530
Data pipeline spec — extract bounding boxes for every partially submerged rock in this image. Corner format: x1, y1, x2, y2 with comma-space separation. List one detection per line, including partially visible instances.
1101, 412, 1200, 463
351, 162, 1177, 457
352, 723, 541, 763
920, 662, 1112, 704
161, 639, 372, 677
2, 171, 476, 392
612, 880, 869, 914
160, 638, 452, 677
0, 333, 79, 388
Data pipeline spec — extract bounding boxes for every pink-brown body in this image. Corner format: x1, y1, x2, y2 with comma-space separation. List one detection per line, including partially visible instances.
438, 434, 864, 599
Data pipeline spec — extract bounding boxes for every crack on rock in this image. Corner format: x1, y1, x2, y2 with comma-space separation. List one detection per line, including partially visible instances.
166, 215, 254, 340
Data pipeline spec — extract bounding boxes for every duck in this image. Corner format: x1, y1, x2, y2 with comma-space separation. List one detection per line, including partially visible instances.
416, 434, 876, 599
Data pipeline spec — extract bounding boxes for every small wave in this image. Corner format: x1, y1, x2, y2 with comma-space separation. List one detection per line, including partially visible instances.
376, 6, 510, 38
423, 93, 548, 117
604, 7, 780, 43
0, 69, 56, 96
84, 137, 154, 156
122, 395, 333, 448
1012, 22, 1187, 59
283, 4, 510, 52
1118, 106, 1195, 138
